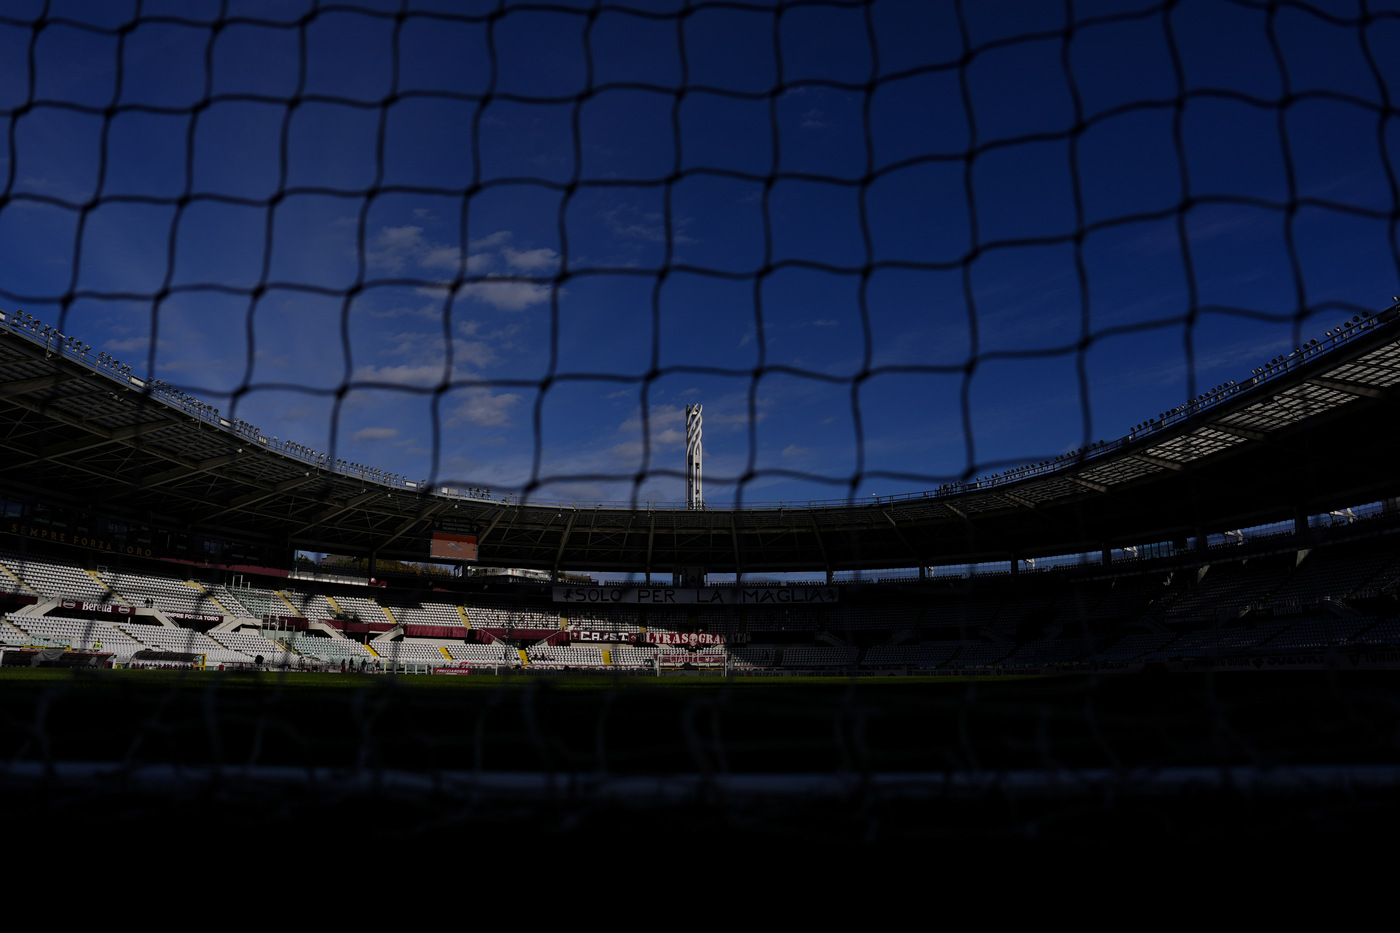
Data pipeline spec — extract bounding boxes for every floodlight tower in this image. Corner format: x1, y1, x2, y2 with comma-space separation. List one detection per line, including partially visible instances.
685, 403, 703, 510
678, 403, 707, 586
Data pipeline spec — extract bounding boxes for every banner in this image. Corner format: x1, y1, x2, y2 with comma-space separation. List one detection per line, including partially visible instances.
570, 629, 637, 644
8, 521, 157, 558
404, 623, 466, 639
164, 610, 223, 623
645, 631, 727, 646
657, 652, 726, 665
553, 585, 838, 606
60, 600, 135, 615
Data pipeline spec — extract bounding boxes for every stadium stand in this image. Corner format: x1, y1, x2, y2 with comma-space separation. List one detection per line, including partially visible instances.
3, 0, 1400, 850
6, 500, 1400, 677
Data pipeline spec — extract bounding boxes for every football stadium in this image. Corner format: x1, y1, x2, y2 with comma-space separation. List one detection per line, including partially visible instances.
2, 0, 1400, 846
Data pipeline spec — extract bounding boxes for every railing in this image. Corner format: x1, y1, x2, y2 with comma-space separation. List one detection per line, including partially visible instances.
3, 302, 1397, 513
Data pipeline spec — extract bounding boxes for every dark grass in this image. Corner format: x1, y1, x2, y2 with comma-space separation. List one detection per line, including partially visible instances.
3, 665, 1397, 848
2, 666, 1395, 773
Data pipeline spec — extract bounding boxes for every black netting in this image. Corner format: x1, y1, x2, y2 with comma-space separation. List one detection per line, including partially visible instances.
3, 0, 1396, 506
5, 1, 1400, 847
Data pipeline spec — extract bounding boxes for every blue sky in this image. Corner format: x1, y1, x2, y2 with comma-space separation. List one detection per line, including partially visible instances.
2, 0, 1397, 507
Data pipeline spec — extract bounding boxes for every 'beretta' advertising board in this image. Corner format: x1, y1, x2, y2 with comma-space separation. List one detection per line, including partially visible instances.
553, 586, 838, 605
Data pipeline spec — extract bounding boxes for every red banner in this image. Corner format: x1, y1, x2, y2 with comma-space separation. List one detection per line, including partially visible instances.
60, 600, 135, 615
322, 617, 394, 634
645, 631, 727, 646
405, 623, 467, 639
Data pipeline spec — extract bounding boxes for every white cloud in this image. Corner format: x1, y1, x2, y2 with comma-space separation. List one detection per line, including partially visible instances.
618, 403, 684, 437
366, 226, 493, 275
450, 340, 497, 369
454, 278, 554, 312
421, 246, 464, 271
352, 336, 497, 386
447, 389, 522, 427
367, 226, 557, 310
352, 426, 399, 442
352, 363, 451, 387
363, 301, 441, 320
104, 336, 150, 353
504, 246, 560, 272
470, 231, 512, 250
351, 326, 498, 386
601, 206, 696, 245
365, 225, 429, 273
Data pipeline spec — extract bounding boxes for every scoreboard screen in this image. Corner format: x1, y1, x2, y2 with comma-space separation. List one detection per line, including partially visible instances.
429, 531, 478, 562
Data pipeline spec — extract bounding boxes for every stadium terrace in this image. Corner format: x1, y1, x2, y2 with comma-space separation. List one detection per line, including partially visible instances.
4, 302, 1400, 680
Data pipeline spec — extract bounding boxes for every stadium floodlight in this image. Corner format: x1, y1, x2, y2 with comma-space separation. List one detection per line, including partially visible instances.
685, 404, 703, 511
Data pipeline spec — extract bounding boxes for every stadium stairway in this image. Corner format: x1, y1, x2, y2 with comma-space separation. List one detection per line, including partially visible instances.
10, 599, 57, 618
0, 560, 36, 596
518, 649, 530, 666
1321, 598, 1367, 621
84, 569, 127, 605
187, 580, 229, 615
0, 616, 30, 641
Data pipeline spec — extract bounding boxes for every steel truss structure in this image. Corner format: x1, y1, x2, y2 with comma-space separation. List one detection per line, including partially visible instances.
2, 306, 1400, 577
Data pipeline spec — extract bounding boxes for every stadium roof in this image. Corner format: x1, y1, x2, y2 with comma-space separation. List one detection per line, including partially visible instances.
3, 305, 1400, 576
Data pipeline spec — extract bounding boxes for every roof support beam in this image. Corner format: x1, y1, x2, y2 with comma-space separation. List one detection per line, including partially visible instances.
730, 514, 742, 579
375, 500, 447, 552
1205, 422, 1268, 443
1066, 475, 1109, 494
646, 511, 655, 576
553, 511, 577, 575
1130, 452, 1185, 472
477, 508, 508, 545
220, 473, 319, 515
294, 489, 384, 532
1308, 376, 1387, 399
141, 450, 251, 488
881, 508, 922, 568
808, 514, 831, 579
0, 373, 75, 398
14, 416, 177, 467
